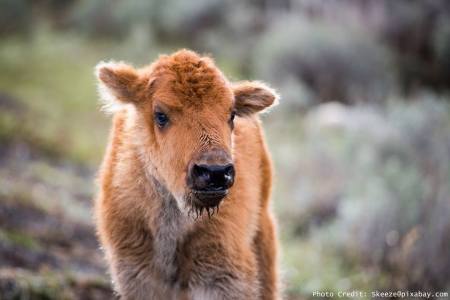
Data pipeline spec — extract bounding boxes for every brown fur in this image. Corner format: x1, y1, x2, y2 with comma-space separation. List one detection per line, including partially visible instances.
94, 49, 280, 299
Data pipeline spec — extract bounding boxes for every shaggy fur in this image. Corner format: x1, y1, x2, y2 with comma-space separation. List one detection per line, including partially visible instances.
95, 49, 280, 300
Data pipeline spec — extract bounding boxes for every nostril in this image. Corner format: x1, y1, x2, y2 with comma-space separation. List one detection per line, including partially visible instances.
191, 164, 211, 190
223, 165, 235, 188
193, 164, 208, 176
224, 165, 235, 177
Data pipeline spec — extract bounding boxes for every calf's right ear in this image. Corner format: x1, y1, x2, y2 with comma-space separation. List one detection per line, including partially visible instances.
95, 61, 144, 112
232, 81, 279, 116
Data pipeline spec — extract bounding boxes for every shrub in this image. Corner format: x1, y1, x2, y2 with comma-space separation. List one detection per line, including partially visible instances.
68, 0, 227, 44
334, 98, 450, 290
375, 0, 450, 91
0, 0, 32, 36
272, 96, 450, 292
253, 16, 394, 109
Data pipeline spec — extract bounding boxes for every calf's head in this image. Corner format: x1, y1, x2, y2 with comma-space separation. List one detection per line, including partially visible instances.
96, 50, 278, 216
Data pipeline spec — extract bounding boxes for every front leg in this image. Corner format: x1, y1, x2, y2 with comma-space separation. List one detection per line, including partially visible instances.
111, 255, 173, 300
189, 280, 257, 300
102, 222, 175, 300
254, 211, 280, 300
183, 243, 260, 300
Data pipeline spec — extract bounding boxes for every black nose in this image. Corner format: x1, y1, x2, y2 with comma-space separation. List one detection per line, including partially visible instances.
189, 164, 235, 191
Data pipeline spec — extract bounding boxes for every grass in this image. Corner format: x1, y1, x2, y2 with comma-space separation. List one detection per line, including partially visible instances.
0, 229, 42, 251
0, 28, 113, 165
0, 268, 111, 300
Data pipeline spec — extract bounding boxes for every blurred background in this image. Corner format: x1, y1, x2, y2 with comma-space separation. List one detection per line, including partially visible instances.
0, 0, 450, 299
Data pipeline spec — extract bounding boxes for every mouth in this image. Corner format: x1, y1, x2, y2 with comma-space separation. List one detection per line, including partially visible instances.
187, 189, 228, 219
193, 189, 228, 204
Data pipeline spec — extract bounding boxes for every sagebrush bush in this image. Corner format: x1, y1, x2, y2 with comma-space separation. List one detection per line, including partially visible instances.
253, 17, 394, 109
69, 0, 135, 38
69, 0, 228, 44
336, 98, 450, 291
0, 0, 32, 36
375, 0, 450, 91
278, 97, 450, 291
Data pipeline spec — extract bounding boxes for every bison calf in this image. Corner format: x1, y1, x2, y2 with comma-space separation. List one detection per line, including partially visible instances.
94, 49, 280, 300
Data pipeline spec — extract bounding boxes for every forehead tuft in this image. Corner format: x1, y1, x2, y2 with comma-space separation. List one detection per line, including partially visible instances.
151, 50, 231, 107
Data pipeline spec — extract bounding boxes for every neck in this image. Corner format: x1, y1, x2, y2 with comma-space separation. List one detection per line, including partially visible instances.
145, 173, 190, 280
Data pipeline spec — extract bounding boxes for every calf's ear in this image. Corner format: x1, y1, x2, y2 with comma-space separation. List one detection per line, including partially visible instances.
232, 81, 279, 116
95, 61, 144, 112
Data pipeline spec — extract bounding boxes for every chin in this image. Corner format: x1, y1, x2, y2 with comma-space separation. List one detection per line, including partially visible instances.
185, 189, 228, 219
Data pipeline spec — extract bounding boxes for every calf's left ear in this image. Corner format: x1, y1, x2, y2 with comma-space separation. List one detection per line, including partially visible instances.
95, 61, 145, 112
232, 81, 279, 116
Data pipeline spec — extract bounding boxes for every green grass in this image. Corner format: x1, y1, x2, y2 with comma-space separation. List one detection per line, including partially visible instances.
0, 268, 111, 300
0, 28, 114, 165
0, 229, 42, 251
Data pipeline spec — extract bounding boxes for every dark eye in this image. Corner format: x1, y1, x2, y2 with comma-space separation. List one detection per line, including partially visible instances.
154, 111, 169, 128
229, 111, 236, 129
